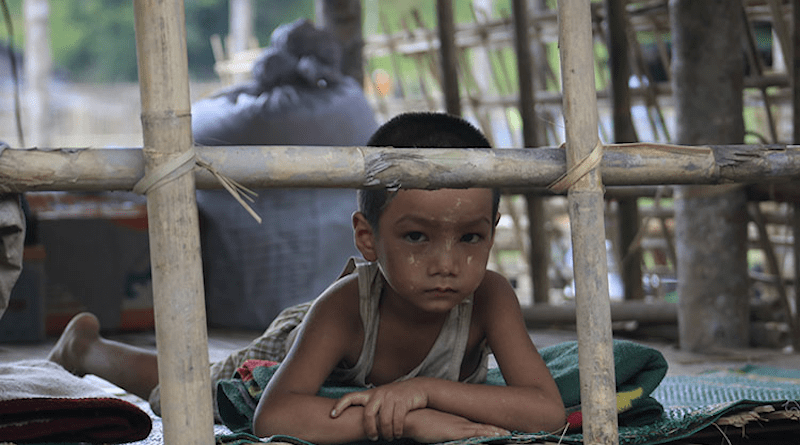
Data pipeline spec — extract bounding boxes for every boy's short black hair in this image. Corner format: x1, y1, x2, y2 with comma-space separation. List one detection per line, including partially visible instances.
359, 112, 501, 231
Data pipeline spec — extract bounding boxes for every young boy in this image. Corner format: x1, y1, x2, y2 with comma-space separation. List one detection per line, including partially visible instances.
48, 112, 565, 444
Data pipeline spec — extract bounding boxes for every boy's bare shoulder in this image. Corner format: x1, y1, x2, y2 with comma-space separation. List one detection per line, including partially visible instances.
308, 272, 362, 325
472, 270, 519, 311
475, 270, 515, 296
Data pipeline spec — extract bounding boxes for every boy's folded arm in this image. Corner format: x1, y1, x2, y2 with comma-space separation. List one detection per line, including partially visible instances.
253, 276, 368, 443
253, 391, 371, 444
416, 375, 566, 434
458, 272, 567, 433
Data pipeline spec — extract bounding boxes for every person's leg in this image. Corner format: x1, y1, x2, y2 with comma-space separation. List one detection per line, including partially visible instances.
47, 312, 159, 400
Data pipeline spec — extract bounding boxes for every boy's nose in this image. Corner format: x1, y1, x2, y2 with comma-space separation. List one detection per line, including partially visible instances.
429, 249, 459, 276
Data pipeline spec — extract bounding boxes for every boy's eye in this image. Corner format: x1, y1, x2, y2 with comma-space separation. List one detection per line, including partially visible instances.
461, 233, 483, 244
403, 232, 428, 243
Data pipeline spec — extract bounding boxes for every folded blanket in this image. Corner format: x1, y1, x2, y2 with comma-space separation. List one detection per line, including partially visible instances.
539, 339, 667, 429
0, 359, 152, 443
217, 339, 668, 434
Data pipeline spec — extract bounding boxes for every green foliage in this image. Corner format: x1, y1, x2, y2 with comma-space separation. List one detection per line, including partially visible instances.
0, 0, 313, 83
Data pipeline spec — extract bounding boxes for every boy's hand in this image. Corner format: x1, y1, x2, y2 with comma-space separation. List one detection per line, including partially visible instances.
403, 409, 511, 443
330, 379, 429, 441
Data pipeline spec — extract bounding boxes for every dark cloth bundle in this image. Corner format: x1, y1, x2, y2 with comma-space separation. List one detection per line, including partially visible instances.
0, 360, 151, 443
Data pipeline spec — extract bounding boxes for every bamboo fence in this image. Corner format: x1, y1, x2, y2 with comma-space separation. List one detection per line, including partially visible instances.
132, 1, 214, 444
556, 1, 617, 441
2, 1, 799, 444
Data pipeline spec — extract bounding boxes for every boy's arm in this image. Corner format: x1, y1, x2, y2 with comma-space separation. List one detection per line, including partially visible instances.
251, 275, 506, 445
421, 270, 566, 433
252, 275, 372, 444
332, 271, 566, 437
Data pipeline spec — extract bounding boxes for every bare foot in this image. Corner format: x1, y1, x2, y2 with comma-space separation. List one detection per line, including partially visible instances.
47, 312, 101, 376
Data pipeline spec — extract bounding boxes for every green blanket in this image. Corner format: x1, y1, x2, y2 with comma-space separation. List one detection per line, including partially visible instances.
217, 361, 800, 445
217, 339, 668, 436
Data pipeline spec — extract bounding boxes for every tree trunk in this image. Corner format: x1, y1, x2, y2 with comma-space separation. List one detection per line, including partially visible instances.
316, 0, 364, 87
670, 0, 750, 352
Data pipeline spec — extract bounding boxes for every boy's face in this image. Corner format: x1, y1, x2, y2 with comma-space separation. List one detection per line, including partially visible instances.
354, 188, 498, 314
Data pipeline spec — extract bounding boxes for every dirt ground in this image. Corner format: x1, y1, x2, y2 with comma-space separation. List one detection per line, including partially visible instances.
2, 325, 799, 379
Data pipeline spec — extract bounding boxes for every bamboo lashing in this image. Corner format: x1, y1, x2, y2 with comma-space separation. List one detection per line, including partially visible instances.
132, 147, 261, 223
547, 141, 603, 193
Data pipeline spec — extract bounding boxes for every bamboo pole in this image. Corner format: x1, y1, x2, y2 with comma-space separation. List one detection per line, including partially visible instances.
436, 0, 461, 115
523, 301, 677, 326
793, 0, 800, 351
605, 0, 644, 302
2, 143, 800, 192
23, 0, 51, 148
512, 0, 550, 305
557, 1, 618, 443
132, 2, 214, 445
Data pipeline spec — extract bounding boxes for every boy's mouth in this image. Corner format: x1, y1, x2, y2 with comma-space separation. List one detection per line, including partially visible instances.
429, 287, 457, 294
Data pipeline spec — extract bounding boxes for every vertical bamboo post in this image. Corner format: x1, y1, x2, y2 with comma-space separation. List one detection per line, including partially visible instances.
133, 1, 214, 445
23, 0, 51, 148
436, 0, 461, 115
604, 0, 643, 302
229, 0, 254, 84
557, 1, 618, 444
792, 0, 800, 350
512, 0, 550, 304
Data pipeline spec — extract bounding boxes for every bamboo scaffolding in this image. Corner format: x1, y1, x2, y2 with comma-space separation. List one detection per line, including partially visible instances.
132, 1, 214, 445
557, 0, 617, 442
513, 0, 550, 305
2, 143, 800, 192
436, 0, 461, 116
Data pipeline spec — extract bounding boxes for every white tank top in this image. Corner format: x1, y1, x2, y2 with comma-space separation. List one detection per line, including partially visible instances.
327, 258, 490, 386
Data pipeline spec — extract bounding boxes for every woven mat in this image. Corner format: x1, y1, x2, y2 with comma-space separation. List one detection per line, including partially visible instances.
30, 365, 796, 445
217, 365, 800, 445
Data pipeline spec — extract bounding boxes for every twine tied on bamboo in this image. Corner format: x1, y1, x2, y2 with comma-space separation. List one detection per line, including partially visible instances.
547, 140, 603, 193
133, 148, 262, 223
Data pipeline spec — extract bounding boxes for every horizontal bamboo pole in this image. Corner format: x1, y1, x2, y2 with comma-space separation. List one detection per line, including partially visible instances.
1, 143, 798, 193
523, 302, 677, 326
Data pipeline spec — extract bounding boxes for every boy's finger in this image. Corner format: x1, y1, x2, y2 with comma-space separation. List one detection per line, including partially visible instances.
331, 393, 369, 417
392, 403, 406, 439
378, 402, 397, 440
363, 403, 380, 441
476, 424, 511, 438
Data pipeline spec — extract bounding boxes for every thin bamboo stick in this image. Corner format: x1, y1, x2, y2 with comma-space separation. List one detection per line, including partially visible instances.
557, 1, 618, 443
748, 202, 797, 340
793, 0, 800, 351
436, 0, 461, 115
132, 1, 214, 445
2, 143, 800, 192
513, 0, 550, 305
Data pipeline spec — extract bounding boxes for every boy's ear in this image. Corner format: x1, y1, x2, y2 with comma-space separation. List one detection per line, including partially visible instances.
352, 212, 378, 261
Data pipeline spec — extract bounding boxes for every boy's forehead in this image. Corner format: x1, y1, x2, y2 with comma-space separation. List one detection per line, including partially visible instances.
383, 188, 494, 218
